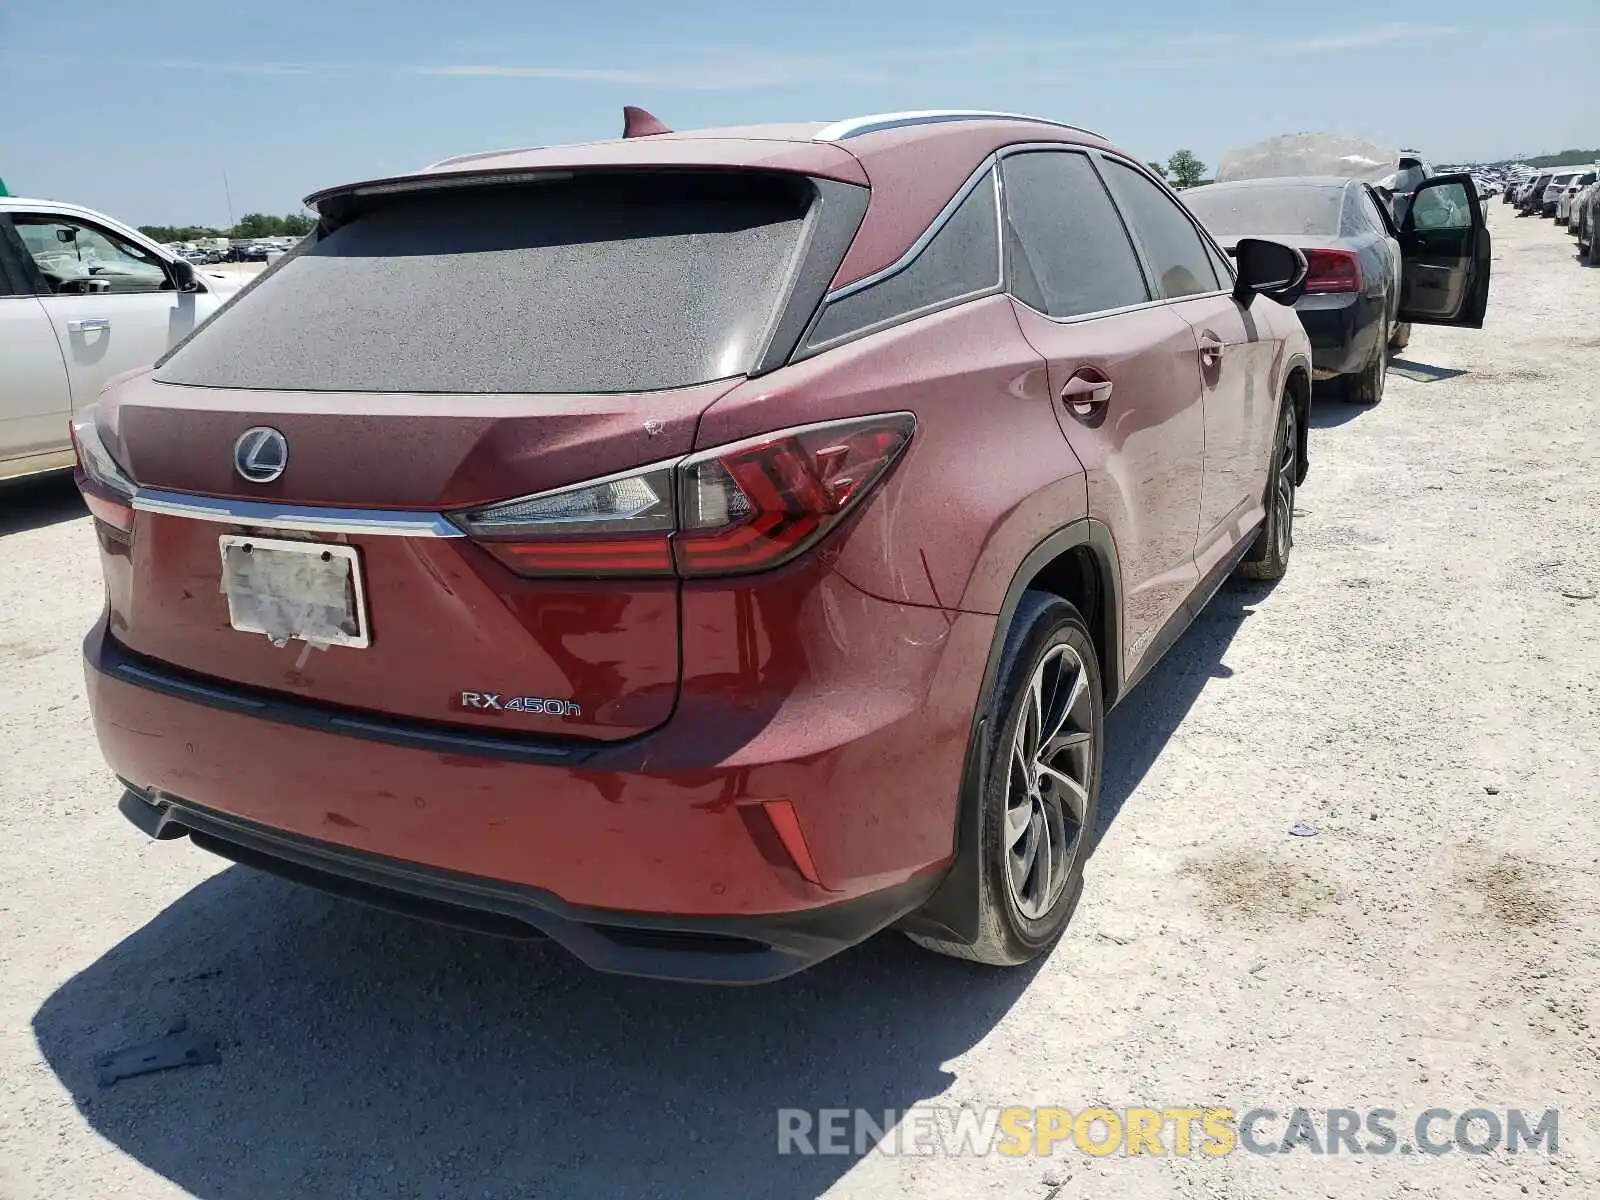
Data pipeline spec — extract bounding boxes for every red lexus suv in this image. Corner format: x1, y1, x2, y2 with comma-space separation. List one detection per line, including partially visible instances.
75, 109, 1327, 983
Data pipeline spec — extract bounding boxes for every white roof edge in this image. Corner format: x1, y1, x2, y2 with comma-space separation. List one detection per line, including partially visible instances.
814, 110, 1103, 142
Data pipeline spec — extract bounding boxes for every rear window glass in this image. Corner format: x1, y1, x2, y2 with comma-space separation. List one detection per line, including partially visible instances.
1182, 184, 1345, 238
155, 173, 813, 394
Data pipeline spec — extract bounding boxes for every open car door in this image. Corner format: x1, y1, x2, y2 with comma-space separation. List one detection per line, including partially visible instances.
1395, 173, 1490, 328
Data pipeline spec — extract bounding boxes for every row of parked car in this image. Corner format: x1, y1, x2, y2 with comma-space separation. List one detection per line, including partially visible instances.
1502, 164, 1600, 265
32, 108, 1498, 983
171, 240, 294, 265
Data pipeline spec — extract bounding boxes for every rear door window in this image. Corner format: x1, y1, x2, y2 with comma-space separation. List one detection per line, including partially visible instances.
1000, 150, 1150, 318
1100, 161, 1221, 300
155, 172, 815, 394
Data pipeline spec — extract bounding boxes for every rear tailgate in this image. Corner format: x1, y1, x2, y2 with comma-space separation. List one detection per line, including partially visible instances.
91, 169, 839, 742
101, 378, 731, 741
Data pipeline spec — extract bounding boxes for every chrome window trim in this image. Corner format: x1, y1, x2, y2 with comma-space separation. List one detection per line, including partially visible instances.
1086, 148, 1236, 304
814, 110, 1103, 142
803, 140, 1243, 351
132, 488, 466, 538
825, 157, 1002, 302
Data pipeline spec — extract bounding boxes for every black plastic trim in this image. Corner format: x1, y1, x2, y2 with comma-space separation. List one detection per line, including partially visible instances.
117, 789, 937, 985
899, 518, 1122, 944
753, 177, 870, 375
86, 620, 593, 766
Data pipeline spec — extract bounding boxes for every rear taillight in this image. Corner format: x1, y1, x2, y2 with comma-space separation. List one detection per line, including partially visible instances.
454, 464, 678, 576
451, 414, 915, 579
1302, 248, 1362, 294
70, 414, 136, 533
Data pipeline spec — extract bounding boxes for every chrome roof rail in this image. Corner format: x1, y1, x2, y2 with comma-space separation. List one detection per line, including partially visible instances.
814, 110, 1102, 142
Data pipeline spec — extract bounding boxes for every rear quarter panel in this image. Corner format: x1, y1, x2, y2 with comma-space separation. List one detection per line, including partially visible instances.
696, 295, 1084, 615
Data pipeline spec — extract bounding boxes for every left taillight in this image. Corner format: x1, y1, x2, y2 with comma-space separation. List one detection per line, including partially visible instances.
70, 414, 136, 534
450, 413, 915, 579
1302, 248, 1363, 294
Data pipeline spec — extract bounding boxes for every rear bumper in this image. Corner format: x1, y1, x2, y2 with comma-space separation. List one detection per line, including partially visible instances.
1294, 292, 1385, 377
84, 595, 988, 980
117, 786, 936, 983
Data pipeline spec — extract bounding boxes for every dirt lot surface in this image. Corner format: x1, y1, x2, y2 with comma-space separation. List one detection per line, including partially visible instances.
1, 205, 1596, 1199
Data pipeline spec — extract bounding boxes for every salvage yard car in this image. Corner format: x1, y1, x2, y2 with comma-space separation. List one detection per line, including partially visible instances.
74, 108, 1340, 983
1181, 173, 1492, 404
1, 198, 238, 482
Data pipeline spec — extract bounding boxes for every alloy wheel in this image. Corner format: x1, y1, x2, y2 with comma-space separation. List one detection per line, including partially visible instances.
1004, 644, 1094, 919
1274, 406, 1297, 561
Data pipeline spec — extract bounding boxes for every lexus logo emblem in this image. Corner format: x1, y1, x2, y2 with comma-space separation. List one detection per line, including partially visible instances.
234, 427, 288, 483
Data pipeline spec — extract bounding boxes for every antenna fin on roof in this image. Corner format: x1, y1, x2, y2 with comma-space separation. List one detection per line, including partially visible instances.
622, 106, 672, 138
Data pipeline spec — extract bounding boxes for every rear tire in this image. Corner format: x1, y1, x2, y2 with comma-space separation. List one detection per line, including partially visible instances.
1589, 232, 1600, 267
1341, 319, 1388, 405
1237, 392, 1297, 582
906, 593, 1102, 967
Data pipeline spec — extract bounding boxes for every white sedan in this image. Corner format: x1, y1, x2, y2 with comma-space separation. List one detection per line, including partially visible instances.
1, 198, 241, 482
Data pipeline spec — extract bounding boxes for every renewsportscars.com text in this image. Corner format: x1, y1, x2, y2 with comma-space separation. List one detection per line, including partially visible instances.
777, 1106, 1559, 1158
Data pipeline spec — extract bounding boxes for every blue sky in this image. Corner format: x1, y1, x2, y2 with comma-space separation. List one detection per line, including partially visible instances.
2, 0, 1594, 226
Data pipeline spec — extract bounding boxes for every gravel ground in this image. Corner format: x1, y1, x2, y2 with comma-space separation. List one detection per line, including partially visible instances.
1, 205, 1596, 1199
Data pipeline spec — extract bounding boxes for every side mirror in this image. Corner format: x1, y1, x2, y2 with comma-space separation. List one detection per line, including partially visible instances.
168, 257, 199, 291
1232, 238, 1308, 306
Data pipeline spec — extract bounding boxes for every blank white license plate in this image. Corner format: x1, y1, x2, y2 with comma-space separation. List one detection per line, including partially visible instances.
218, 535, 370, 648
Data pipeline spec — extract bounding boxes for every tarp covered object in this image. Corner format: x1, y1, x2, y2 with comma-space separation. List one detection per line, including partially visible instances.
1215, 133, 1400, 184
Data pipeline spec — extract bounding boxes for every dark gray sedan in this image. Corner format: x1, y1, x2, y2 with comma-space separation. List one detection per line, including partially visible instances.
1183, 175, 1490, 405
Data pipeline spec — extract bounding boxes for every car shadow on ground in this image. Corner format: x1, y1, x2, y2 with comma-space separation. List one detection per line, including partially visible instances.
1307, 384, 1367, 428
31, 578, 1263, 1198
1094, 577, 1271, 838
33, 870, 1042, 1198
1387, 359, 1470, 384
0, 475, 85, 536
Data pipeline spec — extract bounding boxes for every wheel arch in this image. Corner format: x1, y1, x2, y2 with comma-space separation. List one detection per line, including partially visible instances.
1285, 353, 1311, 484
897, 518, 1122, 944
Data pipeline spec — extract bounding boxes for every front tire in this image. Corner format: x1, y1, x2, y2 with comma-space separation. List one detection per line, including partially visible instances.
907, 593, 1102, 967
1237, 392, 1298, 582
1389, 320, 1412, 351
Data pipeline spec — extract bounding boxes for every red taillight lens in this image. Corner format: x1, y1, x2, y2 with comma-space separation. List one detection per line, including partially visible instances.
675, 414, 915, 576
453, 465, 677, 577
1302, 248, 1362, 294
451, 414, 915, 579
70, 414, 136, 533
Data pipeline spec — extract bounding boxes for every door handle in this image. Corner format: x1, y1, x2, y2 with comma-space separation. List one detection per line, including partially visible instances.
1197, 332, 1225, 367
67, 317, 111, 333
1061, 374, 1113, 418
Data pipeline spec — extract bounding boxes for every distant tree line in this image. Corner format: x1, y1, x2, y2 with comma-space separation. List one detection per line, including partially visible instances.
1523, 149, 1600, 169
137, 211, 314, 243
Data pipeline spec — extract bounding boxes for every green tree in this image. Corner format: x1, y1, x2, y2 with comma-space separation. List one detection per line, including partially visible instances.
279, 212, 314, 237
233, 212, 282, 238
1167, 149, 1207, 189
1146, 161, 1168, 179
138, 224, 224, 243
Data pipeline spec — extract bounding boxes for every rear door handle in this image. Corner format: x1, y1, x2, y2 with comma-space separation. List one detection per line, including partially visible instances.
67, 317, 111, 333
1061, 374, 1113, 418
1197, 332, 1224, 366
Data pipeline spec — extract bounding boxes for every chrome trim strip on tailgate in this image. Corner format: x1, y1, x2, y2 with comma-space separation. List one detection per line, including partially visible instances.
132, 488, 465, 537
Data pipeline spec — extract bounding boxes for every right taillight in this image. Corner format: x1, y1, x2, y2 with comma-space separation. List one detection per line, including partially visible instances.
450, 413, 915, 579
1302, 248, 1362, 294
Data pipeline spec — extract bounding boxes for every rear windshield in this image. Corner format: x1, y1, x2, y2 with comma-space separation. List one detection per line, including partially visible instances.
1181, 183, 1345, 238
155, 173, 813, 394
